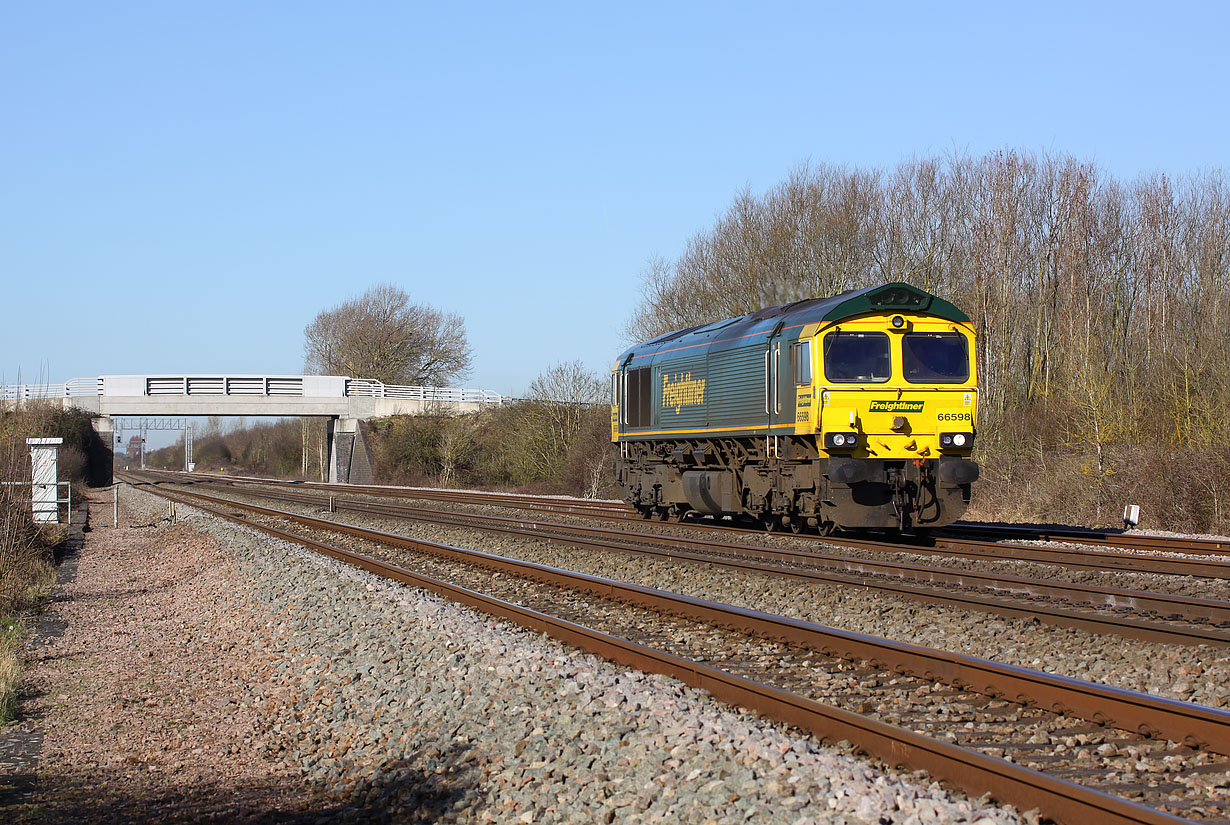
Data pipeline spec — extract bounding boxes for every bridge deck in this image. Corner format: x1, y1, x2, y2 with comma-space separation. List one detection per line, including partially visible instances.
0, 375, 507, 418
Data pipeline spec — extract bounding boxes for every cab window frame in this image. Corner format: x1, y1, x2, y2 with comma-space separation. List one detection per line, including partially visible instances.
792, 340, 812, 385
821, 330, 892, 384
622, 366, 653, 427
901, 332, 970, 384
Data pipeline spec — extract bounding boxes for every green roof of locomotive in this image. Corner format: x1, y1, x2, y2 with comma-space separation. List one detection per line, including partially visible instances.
617, 282, 970, 366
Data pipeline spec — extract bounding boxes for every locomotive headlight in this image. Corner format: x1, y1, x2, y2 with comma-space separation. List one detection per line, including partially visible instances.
825, 432, 858, 449
939, 432, 974, 450
891, 315, 906, 329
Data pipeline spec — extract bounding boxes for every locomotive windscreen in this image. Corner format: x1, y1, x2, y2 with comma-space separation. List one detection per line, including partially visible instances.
902, 333, 969, 383
823, 332, 891, 382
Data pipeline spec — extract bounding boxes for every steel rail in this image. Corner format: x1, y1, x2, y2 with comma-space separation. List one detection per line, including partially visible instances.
402, 495, 1230, 564
183, 478, 1230, 647
177, 470, 631, 516
950, 523, 1230, 557
920, 537, 1230, 579
122, 475, 1214, 825
161, 470, 1229, 560
123, 476, 1230, 755
158, 471, 1230, 580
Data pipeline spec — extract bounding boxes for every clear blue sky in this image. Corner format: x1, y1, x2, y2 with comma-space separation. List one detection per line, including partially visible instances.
3, 1, 1227, 398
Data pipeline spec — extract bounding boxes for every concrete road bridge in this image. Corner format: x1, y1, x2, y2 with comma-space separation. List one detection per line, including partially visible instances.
1, 375, 508, 484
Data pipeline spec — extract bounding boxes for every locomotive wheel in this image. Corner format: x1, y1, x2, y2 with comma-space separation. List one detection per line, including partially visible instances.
818, 520, 837, 537
788, 517, 806, 534
762, 514, 781, 532
655, 506, 671, 521
666, 504, 685, 522
638, 506, 654, 520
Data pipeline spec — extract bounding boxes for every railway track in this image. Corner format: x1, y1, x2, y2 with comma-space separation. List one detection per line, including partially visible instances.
151, 474, 1230, 648
149, 471, 1230, 580
123, 473, 1230, 825
170, 470, 1229, 557
950, 523, 1230, 559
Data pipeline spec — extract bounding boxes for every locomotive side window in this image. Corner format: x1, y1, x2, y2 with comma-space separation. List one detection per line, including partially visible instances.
793, 341, 811, 384
902, 333, 969, 383
822, 332, 890, 383
624, 367, 652, 427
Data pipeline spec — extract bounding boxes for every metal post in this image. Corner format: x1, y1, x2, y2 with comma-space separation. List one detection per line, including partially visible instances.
114, 483, 119, 528
329, 494, 336, 513
170, 501, 176, 524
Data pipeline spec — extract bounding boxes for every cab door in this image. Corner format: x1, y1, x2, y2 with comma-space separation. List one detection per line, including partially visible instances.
766, 321, 786, 436
789, 338, 815, 434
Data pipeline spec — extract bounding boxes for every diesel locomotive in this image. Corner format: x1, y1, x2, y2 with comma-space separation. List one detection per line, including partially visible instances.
611, 283, 979, 533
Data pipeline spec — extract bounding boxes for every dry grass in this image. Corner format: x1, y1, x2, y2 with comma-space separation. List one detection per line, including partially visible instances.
0, 406, 76, 725
0, 504, 57, 724
967, 443, 1230, 534
0, 622, 23, 723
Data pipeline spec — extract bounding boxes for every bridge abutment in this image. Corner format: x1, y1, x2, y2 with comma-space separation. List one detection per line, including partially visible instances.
327, 417, 376, 485
89, 416, 115, 486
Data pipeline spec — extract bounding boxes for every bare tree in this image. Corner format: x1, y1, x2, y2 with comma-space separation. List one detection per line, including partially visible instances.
436, 415, 476, 488
303, 283, 472, 385
521, 361, 606, 481
623, 151, 1230, 530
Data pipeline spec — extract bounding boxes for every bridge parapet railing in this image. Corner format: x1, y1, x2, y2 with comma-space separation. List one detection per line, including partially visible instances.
2, 376, 507, 406
141, 376, 312, 396
345, 380, 507, 405
0, 378, 100, 400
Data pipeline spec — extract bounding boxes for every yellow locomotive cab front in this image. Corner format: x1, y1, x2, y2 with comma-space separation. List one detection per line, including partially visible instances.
805, 312, 977, 460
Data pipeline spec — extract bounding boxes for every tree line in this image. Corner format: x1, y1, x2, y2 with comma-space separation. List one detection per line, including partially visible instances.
157, 150, 1230, 531
366, 360, 610, 496
627, 151, 1230, 530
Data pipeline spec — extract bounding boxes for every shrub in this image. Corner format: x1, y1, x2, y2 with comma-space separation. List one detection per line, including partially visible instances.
0, 405, 86, 724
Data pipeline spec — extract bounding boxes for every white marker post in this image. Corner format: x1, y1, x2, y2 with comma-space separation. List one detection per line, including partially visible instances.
27, 437, 63, 524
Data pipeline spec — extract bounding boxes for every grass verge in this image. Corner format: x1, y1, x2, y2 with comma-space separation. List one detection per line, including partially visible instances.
0, 517, 58, 725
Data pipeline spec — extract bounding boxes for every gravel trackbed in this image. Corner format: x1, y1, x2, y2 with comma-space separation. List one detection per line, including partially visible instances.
4, 485, 1032, 825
